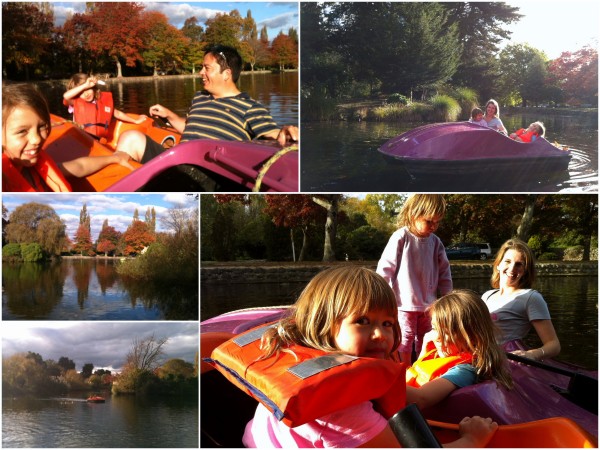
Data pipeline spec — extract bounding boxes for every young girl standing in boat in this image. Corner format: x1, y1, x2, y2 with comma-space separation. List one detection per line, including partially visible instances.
2, 83, 134, 192
235, 266, 498, 448
376, 194, 453, 364
406, 290, 514, 410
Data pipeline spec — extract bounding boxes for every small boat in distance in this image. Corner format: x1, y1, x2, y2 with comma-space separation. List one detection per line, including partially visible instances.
86, 395, 105, 403
377, 122, 572, 191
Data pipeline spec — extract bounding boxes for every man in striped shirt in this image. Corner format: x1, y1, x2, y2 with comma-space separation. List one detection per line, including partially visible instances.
118, 45, 298, 165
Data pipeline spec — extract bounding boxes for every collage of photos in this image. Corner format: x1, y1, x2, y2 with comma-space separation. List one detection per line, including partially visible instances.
1, 0, 598, 449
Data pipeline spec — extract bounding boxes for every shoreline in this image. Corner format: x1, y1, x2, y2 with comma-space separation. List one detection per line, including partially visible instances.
201, 260, 598, 284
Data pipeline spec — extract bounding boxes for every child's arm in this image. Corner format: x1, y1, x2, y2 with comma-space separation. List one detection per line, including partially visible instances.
113, 109, 148, 125
63, 77, 97, 105
58, 151, 135, 178
405, 378, 458, 410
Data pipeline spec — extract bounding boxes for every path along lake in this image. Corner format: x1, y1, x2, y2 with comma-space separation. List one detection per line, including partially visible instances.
201, 273, 598, 370
301, 110, 598, 192
2, 394, 198, 448
36, 71, 298, 128
2, 258, 198, 320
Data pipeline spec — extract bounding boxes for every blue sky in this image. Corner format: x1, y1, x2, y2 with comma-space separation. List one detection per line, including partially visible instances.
504, 0, 598, 59
52, 1, 298, 40
2, 193, 198, 241
2, 322, 199, 372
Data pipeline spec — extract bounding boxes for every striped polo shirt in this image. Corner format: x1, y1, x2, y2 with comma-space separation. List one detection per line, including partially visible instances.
180, 91, 280, 142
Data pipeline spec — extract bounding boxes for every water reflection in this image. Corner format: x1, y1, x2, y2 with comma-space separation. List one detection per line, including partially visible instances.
3, 259, 198, 320
3, 396, 199, 448
36, 72, 298, 127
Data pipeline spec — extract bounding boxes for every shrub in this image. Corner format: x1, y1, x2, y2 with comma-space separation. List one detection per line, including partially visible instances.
563, 245, 584, 261
3, 243, 22, 260
429, 95, 461, 121
538, 252, 560, 261
20, 243, 44, 262
387, 93, 409, 105
452, 87, 479, 119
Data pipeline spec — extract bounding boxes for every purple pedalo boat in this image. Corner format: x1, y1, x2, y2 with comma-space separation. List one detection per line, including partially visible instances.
201, 306, 597, 444
377, 122, 572, 191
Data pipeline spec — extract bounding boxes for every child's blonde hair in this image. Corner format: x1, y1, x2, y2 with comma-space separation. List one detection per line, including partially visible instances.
397, 194, 446, 229
260, 265, 401, 359
67, 73, 101, 100
491, 238, 536, 289
2, 83, 51, 137
531, 121, 545, 137
430, 289, 513, 389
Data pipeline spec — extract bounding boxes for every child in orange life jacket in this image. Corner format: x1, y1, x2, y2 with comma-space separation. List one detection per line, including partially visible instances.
377, 194, 453, 365
2, 83, 134, 192
509, 121, 545, 143
406, 290, 513, 411
242, 266, 499, 448
63, 73, 147, 161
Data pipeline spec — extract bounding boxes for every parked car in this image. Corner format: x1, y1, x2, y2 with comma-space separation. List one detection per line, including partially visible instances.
477, 243, 492, 260
445, 243, 484, 260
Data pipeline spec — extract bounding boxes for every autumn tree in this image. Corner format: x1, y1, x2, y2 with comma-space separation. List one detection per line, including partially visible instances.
86, 2, 146, 77
312, 195, 342, 262
123, 220, 156, 255
57, 12, 95, 73
271, 32, 298, 70
548, 46, 598, 105
73, 224, 94, 256
2, 2, 54, 80
96, 221, 121, 256
141, 10, 189, 75
157, 358, 195, 379
263, 195, 325, 261
4, 202, 66, 256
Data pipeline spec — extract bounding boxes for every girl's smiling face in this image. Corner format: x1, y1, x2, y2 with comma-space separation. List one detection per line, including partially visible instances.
334, 309, 396, 359
498, 249, 526, 288
2, 105, 49, 168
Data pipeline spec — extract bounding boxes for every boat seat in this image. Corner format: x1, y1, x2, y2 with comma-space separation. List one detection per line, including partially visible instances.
201, 331, 259, 447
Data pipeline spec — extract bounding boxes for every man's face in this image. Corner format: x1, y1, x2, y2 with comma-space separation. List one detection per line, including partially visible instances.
199, 53, 230, 96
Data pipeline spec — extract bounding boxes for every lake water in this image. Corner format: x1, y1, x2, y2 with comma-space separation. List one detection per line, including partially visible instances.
36, 72, 299, 128
301, 110, 598, 192
2, 394, 198, 448
2, 259, 198, 320
201, 274, 598, 370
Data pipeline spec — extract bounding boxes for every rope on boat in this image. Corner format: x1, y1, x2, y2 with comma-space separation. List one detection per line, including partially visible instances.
253, 145, 298, 192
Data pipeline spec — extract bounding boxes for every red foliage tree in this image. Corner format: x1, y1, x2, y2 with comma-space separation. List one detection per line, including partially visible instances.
548, 46, 598, 105
123, 220, 156, 255
86, 2, 146, 77
270, 32, 298, 70
73, 224, 94, 256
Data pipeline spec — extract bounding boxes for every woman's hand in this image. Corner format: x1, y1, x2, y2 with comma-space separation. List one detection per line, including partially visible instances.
454, 416, 498, 448
113, 151, 136, 171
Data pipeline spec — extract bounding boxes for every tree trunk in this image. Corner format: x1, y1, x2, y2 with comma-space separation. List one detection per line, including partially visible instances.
115, 57, 123, 78
299, 226, 308, 262
516, 195, 537, 241
312, 195, 339, 262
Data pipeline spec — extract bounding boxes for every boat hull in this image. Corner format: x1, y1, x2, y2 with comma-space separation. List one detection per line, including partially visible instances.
41, 115, 298, 192
201, 307, 598, 441
378, 122, 572, 191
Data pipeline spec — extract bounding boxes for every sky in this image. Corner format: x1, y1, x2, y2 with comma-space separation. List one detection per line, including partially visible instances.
2, 193, 198, 241
51, 1, 299, 39
1, 321, 199, 372
503, 0, 599, 59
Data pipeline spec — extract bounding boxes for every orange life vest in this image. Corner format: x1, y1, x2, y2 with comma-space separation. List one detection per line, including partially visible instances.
73, 91, 114, 138
514, 128, 539, 143
406, 341, 473, 387
2, 152, 72, 192
205, 323, 407, 428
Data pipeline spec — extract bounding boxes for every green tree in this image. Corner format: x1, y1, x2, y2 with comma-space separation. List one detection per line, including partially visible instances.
498, 44, 549, 106
21, 243, 44, 262
158, 358, 195, 379
4, 202, 66, 256
81, 363, 94, 379
203, 10, 244, 49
